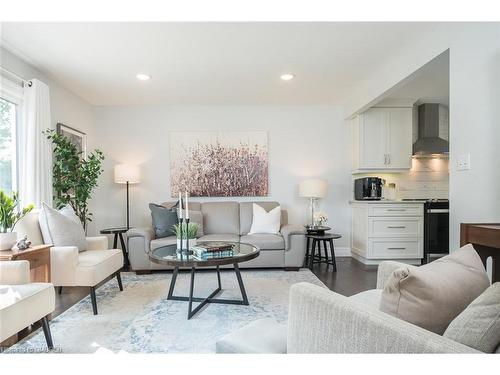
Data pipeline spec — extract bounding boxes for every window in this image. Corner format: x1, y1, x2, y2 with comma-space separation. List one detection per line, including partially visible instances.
0, 96, 18, 193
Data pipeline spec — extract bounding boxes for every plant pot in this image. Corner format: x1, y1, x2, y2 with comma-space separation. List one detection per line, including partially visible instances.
177, 238, 197, 251
0, 232, 18, 251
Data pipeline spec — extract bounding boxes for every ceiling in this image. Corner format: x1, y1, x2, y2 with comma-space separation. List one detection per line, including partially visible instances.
0, 22, 441, 106
377, 50, 449, 106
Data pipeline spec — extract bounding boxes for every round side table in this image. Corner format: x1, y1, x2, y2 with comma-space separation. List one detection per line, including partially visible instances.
100, 227, 130, 268
305, 233, 341, 272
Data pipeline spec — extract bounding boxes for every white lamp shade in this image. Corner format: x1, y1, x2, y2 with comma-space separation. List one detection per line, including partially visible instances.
114, 164, 141, 184
299, 179, 327, 198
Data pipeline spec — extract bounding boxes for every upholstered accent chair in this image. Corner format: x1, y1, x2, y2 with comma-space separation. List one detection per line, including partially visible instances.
216, 260, 485, 353
14, 210, 124, 315
0, 260, 55, 349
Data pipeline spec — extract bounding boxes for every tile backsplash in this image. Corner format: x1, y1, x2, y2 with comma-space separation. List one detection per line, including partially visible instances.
353, 158, 449, 200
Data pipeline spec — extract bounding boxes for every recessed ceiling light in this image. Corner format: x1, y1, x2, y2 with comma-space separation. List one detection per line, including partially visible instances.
136, 73, 151, 81
280, 73, 295, 81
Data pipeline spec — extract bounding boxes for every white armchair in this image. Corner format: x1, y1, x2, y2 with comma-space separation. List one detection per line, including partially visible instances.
0, 260, 55, 349
14, 210, 124, 315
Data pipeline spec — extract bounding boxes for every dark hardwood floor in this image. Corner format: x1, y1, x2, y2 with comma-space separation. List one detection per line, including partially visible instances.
311, 257, 378, 296
6, 257, 376, 349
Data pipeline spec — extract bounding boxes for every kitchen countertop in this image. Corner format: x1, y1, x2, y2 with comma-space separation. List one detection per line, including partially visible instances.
349, 200, 425, 204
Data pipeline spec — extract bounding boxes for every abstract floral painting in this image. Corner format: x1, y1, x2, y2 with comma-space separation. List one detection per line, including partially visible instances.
170, 131, 268, 197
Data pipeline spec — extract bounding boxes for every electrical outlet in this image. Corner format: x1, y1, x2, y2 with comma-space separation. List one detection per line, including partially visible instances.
457, 154, 471, 171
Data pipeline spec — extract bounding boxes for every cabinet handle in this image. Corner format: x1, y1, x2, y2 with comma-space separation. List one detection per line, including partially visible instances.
387, 154, 391, 164
387, 247, 406, 250
387, 226, 406, 229
384, 154, 387, 164
387, 209, 406, 212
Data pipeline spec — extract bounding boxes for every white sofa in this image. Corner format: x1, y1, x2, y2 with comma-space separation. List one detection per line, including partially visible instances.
128, 201, 307, 271
14, 210, 124, 315
0, 260, 55, 349
216, 260, 482, 353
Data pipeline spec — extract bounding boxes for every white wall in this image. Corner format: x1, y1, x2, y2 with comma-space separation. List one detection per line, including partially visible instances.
344, 23, 500, 248
91, 106, 352, 252
0, 47, 95, 141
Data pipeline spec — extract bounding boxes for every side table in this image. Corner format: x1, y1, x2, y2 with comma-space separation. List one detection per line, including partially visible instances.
305, 232, 341, 272
100, 227, 130, 268
0, 244, 52, 282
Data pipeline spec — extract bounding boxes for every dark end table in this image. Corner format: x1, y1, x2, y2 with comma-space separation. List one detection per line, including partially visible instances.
100, 227, 130, 268
305, 232, 341, 272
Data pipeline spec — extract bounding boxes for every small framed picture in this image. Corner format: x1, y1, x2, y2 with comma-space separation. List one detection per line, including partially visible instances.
56, 123, 87, 159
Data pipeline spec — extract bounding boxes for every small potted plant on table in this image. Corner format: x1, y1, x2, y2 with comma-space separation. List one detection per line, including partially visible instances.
173, 222, 198, 251
0, 191, 34, 250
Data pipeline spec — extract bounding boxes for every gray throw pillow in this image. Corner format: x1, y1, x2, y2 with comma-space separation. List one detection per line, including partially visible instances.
149, 203, 178, 238
39, 203, 87, 252
379, 244, 490, 334
444, 282, 500, 353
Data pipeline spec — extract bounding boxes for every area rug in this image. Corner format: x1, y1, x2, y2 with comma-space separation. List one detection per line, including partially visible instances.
9, 269, 324, 353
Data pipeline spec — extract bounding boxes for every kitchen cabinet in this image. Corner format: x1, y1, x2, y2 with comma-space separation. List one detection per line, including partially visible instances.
350, 202, 424, 265
351, 107, 413, 172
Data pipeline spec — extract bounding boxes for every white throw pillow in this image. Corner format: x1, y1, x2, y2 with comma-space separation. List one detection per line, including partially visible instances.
39, 203, 87, 252
249, 204, 281, 235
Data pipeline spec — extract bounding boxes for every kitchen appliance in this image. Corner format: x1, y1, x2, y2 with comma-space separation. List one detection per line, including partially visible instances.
423, 199, 449, 263
413, 103, 449, 157
354, 177, 383, 200
403, 198, 450, 263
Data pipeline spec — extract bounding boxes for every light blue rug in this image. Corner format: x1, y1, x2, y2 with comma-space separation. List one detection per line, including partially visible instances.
9, 269, 324, 353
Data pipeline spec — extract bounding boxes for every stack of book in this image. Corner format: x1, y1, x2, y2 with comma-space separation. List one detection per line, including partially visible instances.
191, 242, 234, 260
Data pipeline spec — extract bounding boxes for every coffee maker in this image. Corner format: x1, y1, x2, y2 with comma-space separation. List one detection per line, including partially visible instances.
354, 177, 383, 200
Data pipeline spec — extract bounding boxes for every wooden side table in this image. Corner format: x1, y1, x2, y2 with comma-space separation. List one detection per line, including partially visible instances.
305, 233, 341, 272
460, 223, 500, 282
0, 244, 52, 282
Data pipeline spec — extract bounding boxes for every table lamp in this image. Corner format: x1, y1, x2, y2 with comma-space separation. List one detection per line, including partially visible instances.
114, 164, 141, 229
299, 179, 327, 228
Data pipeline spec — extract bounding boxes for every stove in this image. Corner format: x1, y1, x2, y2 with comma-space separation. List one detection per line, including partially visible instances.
401, 198, 449, 203
401, 199, 450, 263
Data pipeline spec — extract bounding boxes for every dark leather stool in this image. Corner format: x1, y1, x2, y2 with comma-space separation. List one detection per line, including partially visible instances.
305, 233, 341, 271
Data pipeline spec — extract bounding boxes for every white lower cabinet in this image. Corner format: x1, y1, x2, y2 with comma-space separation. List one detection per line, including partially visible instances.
351, 202, 424, 265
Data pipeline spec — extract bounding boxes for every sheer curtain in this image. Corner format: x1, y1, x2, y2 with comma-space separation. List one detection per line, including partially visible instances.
19, 79, 52, 208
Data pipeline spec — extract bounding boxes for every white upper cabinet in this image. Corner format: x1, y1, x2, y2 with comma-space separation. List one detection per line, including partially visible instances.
351, 107, 412, 172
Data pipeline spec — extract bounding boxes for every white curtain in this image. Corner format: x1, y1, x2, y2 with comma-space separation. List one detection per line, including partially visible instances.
19, 79, 53, 208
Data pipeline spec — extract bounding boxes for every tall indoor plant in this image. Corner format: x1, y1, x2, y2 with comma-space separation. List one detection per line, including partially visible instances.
44, 129, 104, 230
0, 190, 34, 250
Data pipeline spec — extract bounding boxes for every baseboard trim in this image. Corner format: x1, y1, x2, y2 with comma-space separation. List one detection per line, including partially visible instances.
334, 246, 351, 257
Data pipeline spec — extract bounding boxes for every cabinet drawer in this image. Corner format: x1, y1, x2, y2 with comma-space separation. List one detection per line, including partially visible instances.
368, 217, 423, 237
368, 238, 423, 259
368, 204, 423, 217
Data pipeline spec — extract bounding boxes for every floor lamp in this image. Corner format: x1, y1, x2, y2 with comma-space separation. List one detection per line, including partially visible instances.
299, 179, 327, 228
114, 164, 141, 229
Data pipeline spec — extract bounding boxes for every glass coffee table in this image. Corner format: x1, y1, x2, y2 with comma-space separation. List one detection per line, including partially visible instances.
150, 241, 260, 319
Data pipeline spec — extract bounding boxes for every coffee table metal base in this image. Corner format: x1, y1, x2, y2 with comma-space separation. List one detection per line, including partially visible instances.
167, 263, 249, 319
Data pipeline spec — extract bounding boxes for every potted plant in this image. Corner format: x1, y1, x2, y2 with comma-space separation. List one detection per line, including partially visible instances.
0, 191, 34, 250
44, 129, 104, 231
172, 222, 198, 250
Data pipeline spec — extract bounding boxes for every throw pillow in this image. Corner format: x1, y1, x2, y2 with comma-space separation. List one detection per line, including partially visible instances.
249, 203, 281, 235
39, 203, 87, 252
149, 203, 178, 238
379, 244, 490, 335
443, 282, 500, 353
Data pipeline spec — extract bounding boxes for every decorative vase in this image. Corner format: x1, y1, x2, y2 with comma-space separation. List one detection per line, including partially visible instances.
0, 232, 18, 251
177, 238, 197, 251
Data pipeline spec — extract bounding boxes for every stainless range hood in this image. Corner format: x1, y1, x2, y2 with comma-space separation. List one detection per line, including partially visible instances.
413, 103, 449, 157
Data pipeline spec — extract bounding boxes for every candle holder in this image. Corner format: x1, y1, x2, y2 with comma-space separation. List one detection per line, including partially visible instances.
177, 217, 184, 258
185, 218, 190, 254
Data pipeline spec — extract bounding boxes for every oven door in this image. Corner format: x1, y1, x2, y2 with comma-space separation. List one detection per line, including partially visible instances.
425, 209, 449, 256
